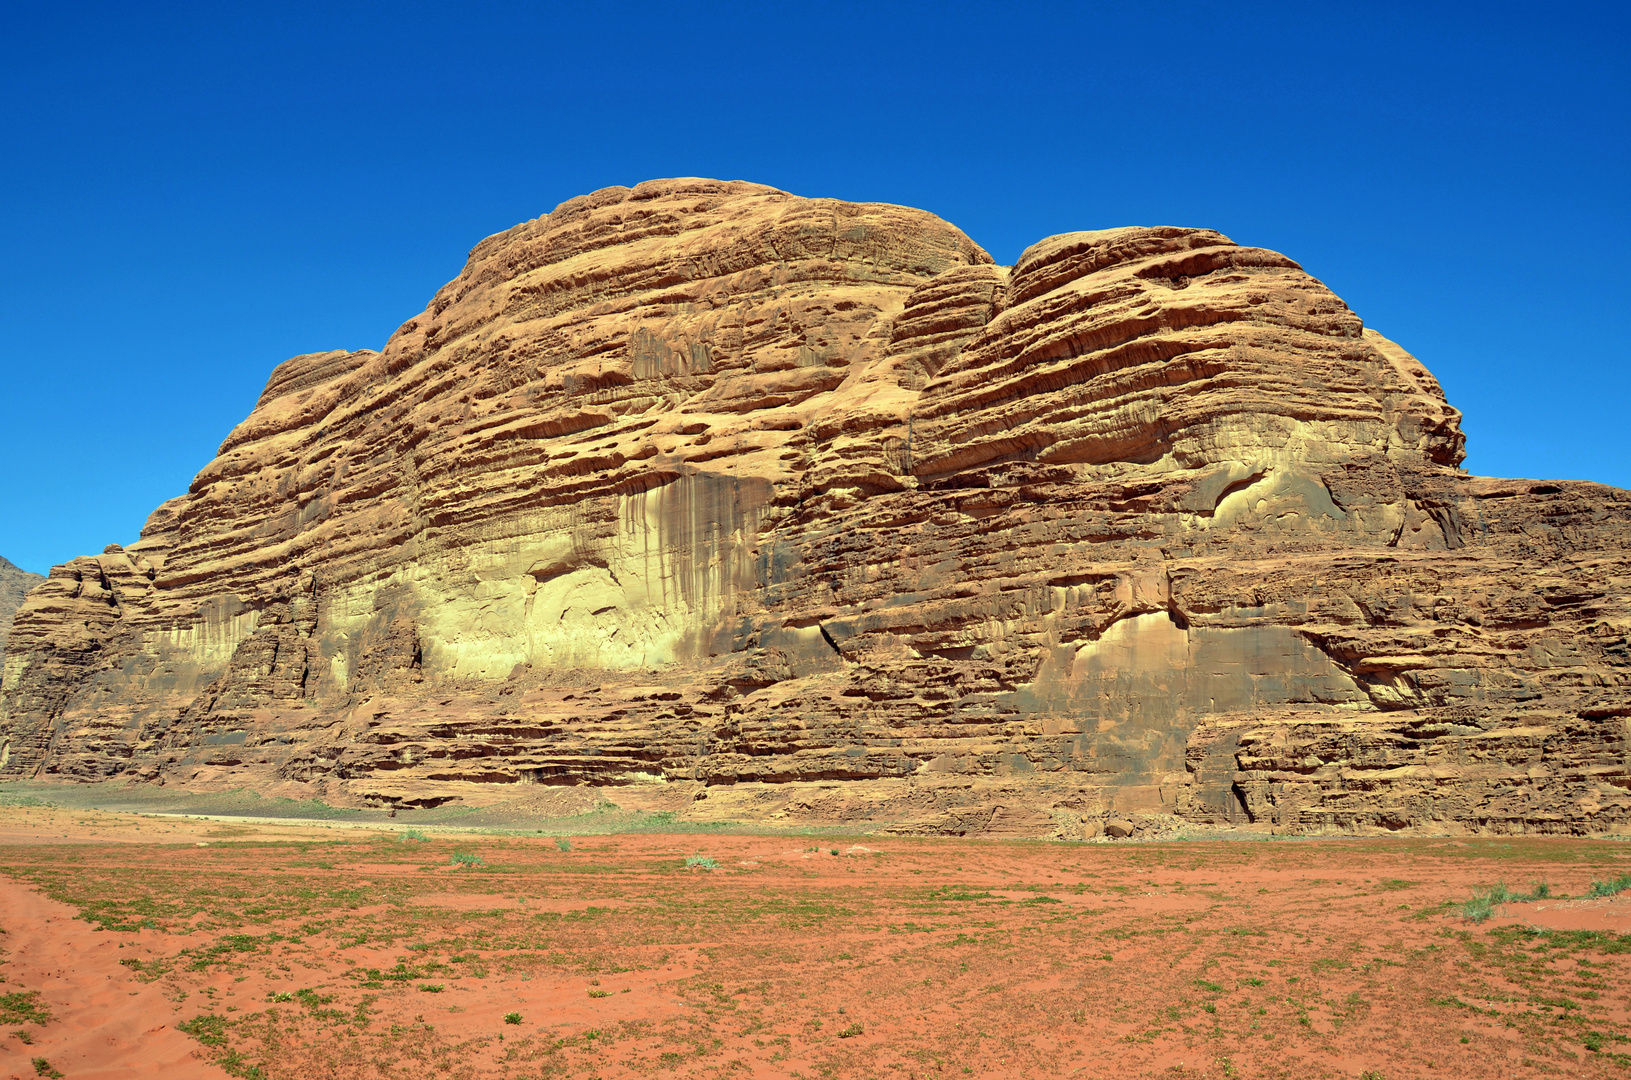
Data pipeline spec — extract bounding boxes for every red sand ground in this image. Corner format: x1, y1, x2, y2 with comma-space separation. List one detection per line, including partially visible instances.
2, 806, 1630, 1079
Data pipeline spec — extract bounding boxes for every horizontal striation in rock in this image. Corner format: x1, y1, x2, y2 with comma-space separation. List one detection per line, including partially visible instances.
1, 179, 1626, 837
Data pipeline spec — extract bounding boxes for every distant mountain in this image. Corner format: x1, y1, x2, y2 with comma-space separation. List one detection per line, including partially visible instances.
0, 555, 45, 666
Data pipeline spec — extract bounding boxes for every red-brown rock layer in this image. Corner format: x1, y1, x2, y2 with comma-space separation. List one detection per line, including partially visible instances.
2, 179, 1627, 835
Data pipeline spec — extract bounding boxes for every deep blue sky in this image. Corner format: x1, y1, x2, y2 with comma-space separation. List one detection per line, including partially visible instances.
2, 2, 1627, 575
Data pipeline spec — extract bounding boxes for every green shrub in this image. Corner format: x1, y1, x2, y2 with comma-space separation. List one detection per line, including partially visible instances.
1586, 874, 1631, 898
838, 1022, 864, 1038
1460, 881, 1555, 923
555, 837, 572, 852
503, 1011, 522, 1024
1460, 895, 1495, 924
32, 1058, 62, 1079
448, 852, 483, 867
684, 854, 718, 870
400, 829, 428, 842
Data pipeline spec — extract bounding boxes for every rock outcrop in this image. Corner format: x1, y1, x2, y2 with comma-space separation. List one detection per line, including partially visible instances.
2, 178, 1628, 835
0, 556, 45, 669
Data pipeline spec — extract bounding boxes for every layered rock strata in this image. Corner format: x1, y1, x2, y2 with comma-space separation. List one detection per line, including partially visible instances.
3, 178, 1628, 835
0, 556, 45, 668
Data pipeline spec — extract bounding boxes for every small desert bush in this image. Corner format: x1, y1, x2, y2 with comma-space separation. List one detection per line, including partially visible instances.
31, 1058, 62, 1079
685, 854, 718, 870
448, 851, 483, 867
1586, 873, 1631, 898
504, 1011, 522, 1024
555, 837, 572, 852
400, 829, 428, 842
1461, 881, 1554, 923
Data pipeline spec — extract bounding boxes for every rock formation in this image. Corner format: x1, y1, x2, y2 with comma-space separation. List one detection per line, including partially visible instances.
2, 178, 1628, 835
0, 556, 45, 668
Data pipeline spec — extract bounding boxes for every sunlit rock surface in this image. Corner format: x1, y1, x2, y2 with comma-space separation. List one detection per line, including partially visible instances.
0, 556, 44, 671
3, 179, 1628, 835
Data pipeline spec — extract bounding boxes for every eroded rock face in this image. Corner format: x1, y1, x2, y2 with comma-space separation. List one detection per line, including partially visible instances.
0, 556, 45, 669
2, 178, 1627, 834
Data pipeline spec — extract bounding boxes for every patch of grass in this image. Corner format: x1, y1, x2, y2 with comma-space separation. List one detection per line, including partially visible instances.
181, 932, 286, 969
448, 851, 484, 867
118, 956, 173, 981
31, 1058, 62, 1078
837, 1021, 864, 1038
555, 837, 572, 852
0, 993, 52, 1025
400, 829, 428, 842
588, 989, 611, 998
417, 983, 445, 993
504, 1011, 522, 1024
1460, 881, 1555, 923
685, 854, 719, 870
179, 1013, 230, 1047
1586, 873, 1631, 898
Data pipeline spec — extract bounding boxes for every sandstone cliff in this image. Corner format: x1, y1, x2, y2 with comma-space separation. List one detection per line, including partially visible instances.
0, 556, 45, 669
2, 179, 1627, 836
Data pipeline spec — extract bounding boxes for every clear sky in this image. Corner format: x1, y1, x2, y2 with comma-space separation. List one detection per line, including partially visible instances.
1, 1, 1626, 575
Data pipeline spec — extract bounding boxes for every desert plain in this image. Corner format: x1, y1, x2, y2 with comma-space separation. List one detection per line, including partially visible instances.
1, 794, 1629, 1080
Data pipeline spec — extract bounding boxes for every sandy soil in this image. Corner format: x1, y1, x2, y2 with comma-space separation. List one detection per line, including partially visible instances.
2, 804, 1630, 1079
0, 880, 224, 1080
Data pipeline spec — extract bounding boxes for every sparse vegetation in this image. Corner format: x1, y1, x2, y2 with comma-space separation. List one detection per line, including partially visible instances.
4, 815, 1630, 1078
1459, 881, 1555, 923
400, 828, 428, 842
31, 1058, 62, 1078
179, 1013, 230, 1046
1586, 873, 1631, 898
447, 851, 483, 867
0, 993, 51, 1026
555, 837, 572, 852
